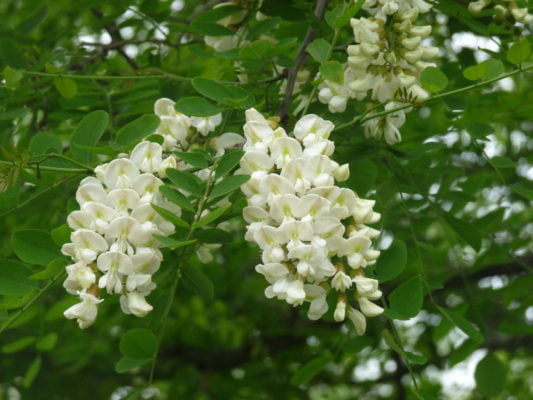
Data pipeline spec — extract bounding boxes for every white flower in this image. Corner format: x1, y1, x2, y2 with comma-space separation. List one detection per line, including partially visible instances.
347, 307, 366, 335
334, 300, 347, 322
331, 271, 352, 292
104, 159, 140, 189
286, 279, 306, 306
63, 263, 96, 294
190, 114, 222, 136
63, 229, 108, 264
64, 291, 103, 329
212, 132, 245, 155
130, 141, 163, 173
120, 291, 153, 317
358, 297, 384, 317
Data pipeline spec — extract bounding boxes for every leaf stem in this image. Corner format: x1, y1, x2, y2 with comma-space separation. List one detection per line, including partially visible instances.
0, 271, 66, 335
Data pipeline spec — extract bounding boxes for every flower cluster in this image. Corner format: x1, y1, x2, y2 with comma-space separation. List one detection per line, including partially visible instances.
468, 0, 533, 24
62, 143, 177, 328
239, 108, 384, 334
62, 98, 228, 329
318, 0, 438, 145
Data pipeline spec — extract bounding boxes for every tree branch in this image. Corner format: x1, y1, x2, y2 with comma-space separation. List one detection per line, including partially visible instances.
277, 0, 330, 125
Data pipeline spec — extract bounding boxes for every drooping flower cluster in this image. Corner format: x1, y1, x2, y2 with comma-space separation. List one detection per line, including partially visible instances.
62, 144, 177, 328
62, 98, 228, 329
318, 0, 438, 145
239, 108, 384, 334
468, 0, 533, 24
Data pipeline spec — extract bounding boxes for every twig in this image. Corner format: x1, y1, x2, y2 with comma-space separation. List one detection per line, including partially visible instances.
91, 8, 140, 70
277, 0, 330, 124
0, 271, 66, 335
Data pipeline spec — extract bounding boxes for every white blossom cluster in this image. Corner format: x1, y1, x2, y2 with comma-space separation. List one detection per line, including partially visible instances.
62, 98, 229, 329
468, 0, 533, 24
62, 143, 177, 328
239, 108, 384, 334
318, 0, 438, 145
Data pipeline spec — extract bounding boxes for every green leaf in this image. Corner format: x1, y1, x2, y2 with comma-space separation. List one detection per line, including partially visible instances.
50, 224, 71, 246
166, 168, 205, 196
507, 39, 531, 65
181, 265, 214, 301
29, 259, 65, 280
151, 204, 190, 228
192, 77, 250, 106
115, 356, 152, 373
29, 132, 62, 155
479, 58, 504, 80
463, 63, 488, 81
437, 306, 484, 343
12, 229, 59, 266
405, 351, 427, 365
382, 329, 404, 356
374, 239, 407, 282
421, 67, 448, 93
387, 275, 423, 320
475, 353, 506, 397
3, 66, 23, 89
450, 339, 478, 366
215, 150, 244, 178
441, 214, 482, 251
53, 77, 77, 98
325, 0, 365, 29
159, 185, 195, 212
306, 39, 331, 63
174, 97, 224, 117
319, 61, 344, 85
191, 22, 235, 36
35, 333, 58, 351
23, 356, 42, 388
210, 174, 249, 199
0, 259, 38, 295
174, 151, 209, 169
2, 336, 36, 353
194, 228, 232, 244
290, 355, 332, 386
114, 114, 160, 147
192, 205, 230, 228
120, 328, 158, 359
489, 155, 517, 168
153, 235, 196, 249
512, 183, 533, 201
71, 110, 109, 163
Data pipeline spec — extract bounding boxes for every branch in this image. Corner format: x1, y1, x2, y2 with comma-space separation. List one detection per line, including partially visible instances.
277, 0, 330, 124
91, 8, 140, 70
333, 64, 533, 132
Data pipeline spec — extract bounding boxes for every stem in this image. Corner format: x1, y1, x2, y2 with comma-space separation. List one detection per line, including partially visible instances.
277, 0, 330, 124
334, 65, 533, 132
0, 174, 81, 219
0, 160, 90, 173
0, 271, 66, 335
20, 70, 191, 82
31, 153, 94, 170
148, 160, 220, 385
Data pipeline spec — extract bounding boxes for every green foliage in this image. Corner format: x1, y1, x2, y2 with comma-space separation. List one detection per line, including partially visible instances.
475, 353, 506, 397
421, 67, 448, 93
0, 0, 531, 399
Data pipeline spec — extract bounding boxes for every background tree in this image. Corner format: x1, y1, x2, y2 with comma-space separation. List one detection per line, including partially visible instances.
0, 0, 531, 399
